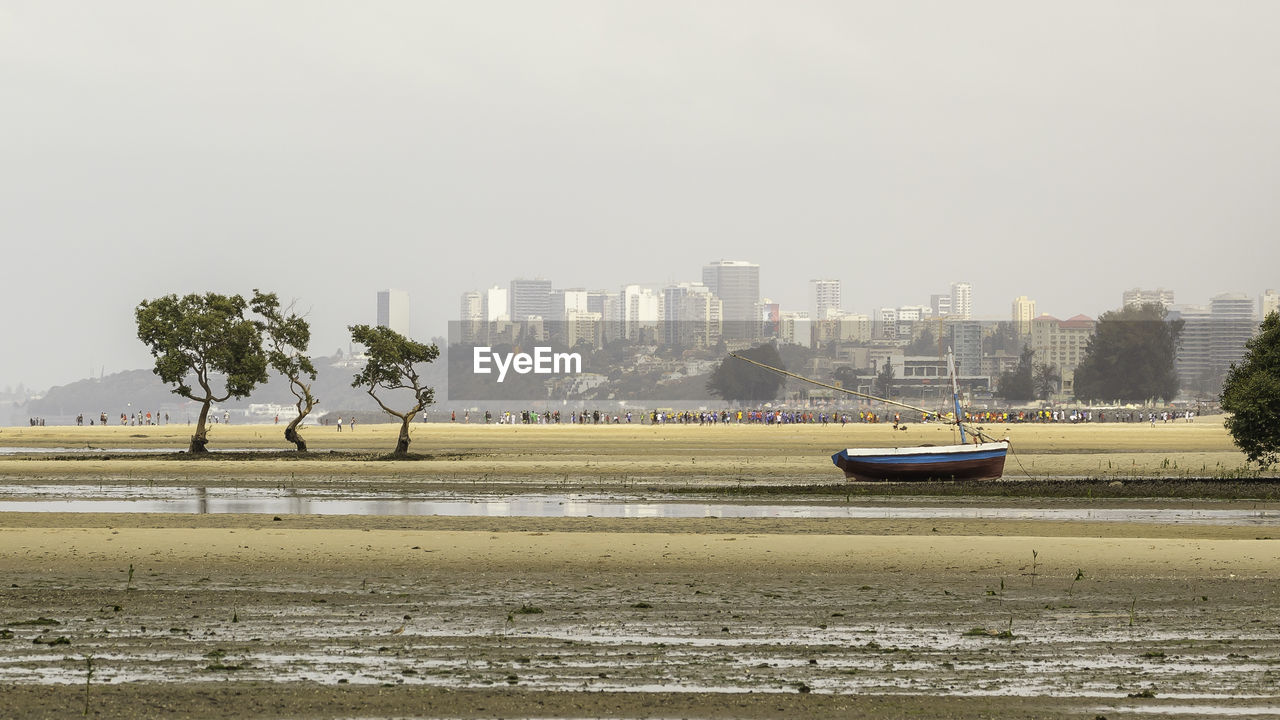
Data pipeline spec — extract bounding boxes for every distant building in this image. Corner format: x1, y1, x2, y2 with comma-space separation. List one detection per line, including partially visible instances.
1123, 287, 1175, 310
930, 293, 952, 318
662, 283, 722, 348
1261, 289, 1279, 320
1211, 293, 1255, 378
703, 260, 760, 340
550, 288, 590, 322
950, 282, 973, 320
779, 312, 812, 348
509, 278, 552, 321
481, 286, 509, 322
459, 291, 483, 343
621, 285, 662, 342
1030, 314, 1096, 396
1011, 296, 1036, 338
376, 289, 409, 336
811, 279, 842, 319
948, 320, 983, 377
1171, 304, 1212, 391
565, 310, 603, 349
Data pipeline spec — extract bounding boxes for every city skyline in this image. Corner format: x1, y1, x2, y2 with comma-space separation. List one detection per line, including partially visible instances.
4, 2, 1279, 391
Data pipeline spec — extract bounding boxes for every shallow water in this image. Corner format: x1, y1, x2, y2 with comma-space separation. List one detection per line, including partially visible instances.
0, 485, 1278, 524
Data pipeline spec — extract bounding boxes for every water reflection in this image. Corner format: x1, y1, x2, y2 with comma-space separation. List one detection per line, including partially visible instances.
0, 486, 1276, 524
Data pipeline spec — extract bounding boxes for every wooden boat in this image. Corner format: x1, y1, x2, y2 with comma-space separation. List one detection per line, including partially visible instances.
831, 441, 1009, 482
729, 349, 1009, 482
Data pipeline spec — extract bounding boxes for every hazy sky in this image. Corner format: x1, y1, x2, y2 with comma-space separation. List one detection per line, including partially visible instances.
3, 1, 1277, 390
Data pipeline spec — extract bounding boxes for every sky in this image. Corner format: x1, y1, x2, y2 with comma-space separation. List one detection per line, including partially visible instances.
2, 1, 1277, 391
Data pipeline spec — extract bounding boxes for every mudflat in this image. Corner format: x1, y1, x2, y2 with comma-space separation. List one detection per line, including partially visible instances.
1, 422, 1277, 719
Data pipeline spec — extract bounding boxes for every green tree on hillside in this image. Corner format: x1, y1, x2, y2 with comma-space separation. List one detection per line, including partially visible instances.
135, 293, 268, 453
251, 290, 318, 452
1221, 311, 1280, 468
997, 347, 1035, 402
1073, 303, 1182, 403
349, 324, 439, 455
706, 344, 786, 404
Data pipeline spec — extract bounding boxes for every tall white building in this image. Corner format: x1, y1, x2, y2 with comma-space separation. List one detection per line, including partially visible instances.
459, 291, 483, 343
621, 285, 662, 342
376, 289, 410, 336
1123, 287, 1175, 310
1262, 289, 1279, 320
950, 282, 973, 320
662, 283, 722, 347
702, 260, 760, 340
930, 293, 952, 318
811, 279, 842, 319
779, 312, 812, 348
1012, 296, 1036, 337
481, 286, 509, 322
509, 278, 552, 321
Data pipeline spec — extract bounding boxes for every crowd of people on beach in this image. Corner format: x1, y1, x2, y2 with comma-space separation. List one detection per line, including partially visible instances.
443, 407, 1199, 426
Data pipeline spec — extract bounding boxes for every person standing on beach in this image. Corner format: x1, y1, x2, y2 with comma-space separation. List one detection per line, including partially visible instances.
337, 416, 343, 432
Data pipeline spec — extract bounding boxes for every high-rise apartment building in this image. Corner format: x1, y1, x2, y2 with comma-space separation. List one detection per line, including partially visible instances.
376, 289, 409, 336
509, 278, 552, 321
1030, 314, 1095, 395
1262, 289, 1279, 320
459, 291, 483, 343
481, 286, 509, 322
662, 283, 722, 347
930, 294, 952, 318
1012, 296, 1036, 338
1123, 288, 1175, 310
1171, 304, 1212, 390
948, 320, 983, 376
550, 288, 590, 321
1211, 293, 1255, 377
950, 282, 973, 320
702, 260, 760, 340
811, 279, 842, 319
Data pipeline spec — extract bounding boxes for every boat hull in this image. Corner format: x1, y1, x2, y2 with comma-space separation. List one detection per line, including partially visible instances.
831, 441, 1008, 482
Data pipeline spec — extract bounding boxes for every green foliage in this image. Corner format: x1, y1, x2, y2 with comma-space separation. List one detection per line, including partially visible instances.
251, 290, 318, 450
706, 344, 786, 404
1073, 303, 1182, 403
905, 326, 938, 357
874, 361, 895, 400
135, 293, 267, 451
250, 291, 317, 387
1033, 362, 1061, 401
997, 346, 1035, 402
1221, 312, 1280, 468
349, 324, 439, 453
136, 293, 267, 401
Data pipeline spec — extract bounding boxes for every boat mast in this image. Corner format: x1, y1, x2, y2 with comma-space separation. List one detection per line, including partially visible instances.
947, 347, 967, 444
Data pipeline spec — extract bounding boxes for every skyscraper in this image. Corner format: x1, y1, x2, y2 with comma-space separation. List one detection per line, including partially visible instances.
950, 282, 972, 320
811, 279, 841, 319
509, 278, 552, 321
1123, 287, 1175, 310
1211, 293, 1255, 377
702, 260, 760, 340
459, 291, 483, 343
376, 289, 409, 336
1261, 289, 1279, 320
481, 286, 509, 322
1011, 296, 1036, 338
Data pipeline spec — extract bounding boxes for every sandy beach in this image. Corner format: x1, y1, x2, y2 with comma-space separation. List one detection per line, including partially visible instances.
1, 421, 1278, 718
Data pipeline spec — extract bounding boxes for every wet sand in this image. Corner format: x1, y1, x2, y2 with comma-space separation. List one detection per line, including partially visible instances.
2, 423, 1277, 718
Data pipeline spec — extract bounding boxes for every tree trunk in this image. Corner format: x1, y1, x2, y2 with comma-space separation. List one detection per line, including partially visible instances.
394, 416, 412, 455
284, 418, 307, 452
189, 402, 211, 453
